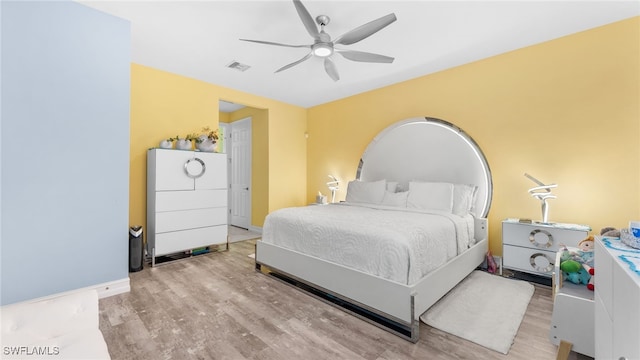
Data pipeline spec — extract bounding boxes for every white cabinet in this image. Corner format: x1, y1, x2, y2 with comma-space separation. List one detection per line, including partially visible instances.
502, 219, 590, 279
594, 236, 640, 360
147, 149, 228, 265
549, 248, 594, 357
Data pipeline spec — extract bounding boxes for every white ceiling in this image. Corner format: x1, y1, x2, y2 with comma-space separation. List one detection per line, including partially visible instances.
219, 100, 246, 113
80, 0, 639, 108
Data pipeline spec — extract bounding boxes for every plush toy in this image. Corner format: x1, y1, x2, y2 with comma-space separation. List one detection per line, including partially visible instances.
559, 245, 591, 286
600, 226, 620, 238
577, 236, 595, 291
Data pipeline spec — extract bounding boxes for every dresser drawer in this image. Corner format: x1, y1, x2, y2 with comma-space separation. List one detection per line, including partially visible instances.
156, 189, 227, 212
155, 225, 228, 256
155, 207, 227, 233
503, 222, 587, 251
503, 245, 555, 276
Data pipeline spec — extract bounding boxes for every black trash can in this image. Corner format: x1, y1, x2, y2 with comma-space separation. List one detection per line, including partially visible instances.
129, 226, 144, 272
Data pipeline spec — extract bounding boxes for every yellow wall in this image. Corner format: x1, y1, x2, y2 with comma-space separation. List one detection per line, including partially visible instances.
307, 17, 640, 255
130, 64, 307, 234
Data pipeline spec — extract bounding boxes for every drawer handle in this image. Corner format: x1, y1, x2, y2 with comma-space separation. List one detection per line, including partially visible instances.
529, 229, 554, 248
184, 157, 206, 179
530, 253, 554, 273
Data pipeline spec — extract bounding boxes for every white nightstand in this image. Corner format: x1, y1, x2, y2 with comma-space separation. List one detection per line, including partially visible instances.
502, 219, 591, 281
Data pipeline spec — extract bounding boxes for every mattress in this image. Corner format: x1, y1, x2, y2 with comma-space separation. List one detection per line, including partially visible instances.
261, 203, 474, 285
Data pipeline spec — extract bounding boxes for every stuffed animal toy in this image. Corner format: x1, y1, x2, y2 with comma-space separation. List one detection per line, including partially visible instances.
559, 245, 591, 286
577, 236, 595, 291
600, 226, 620, 238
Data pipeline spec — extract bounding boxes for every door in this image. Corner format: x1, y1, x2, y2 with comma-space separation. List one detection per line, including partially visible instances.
230, 117, 251, 229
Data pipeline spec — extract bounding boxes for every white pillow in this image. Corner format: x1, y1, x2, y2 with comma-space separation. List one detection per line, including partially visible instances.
381, 191, 408, 207
346, 180, 386, 204
452, 184, 478, 216
386, 181, 398, 193
407, 182, 454, 213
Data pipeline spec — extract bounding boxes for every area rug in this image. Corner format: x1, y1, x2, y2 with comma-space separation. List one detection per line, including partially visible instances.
419, 270, 534, 354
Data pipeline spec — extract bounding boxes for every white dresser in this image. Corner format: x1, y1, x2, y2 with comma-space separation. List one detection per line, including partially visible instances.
502, 219, 590, 279
147, 149, 228, 266
594, 236, 640, 360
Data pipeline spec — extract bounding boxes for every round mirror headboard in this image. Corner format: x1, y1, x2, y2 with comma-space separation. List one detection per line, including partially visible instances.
356, 117, 493, 218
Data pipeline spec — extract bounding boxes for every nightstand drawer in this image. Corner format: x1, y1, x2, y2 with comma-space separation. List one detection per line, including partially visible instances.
502, 222, 587, 251
503, 245, 555, 276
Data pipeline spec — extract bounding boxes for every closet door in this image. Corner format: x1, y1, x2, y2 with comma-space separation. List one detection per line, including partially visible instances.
154, 149, 195, 191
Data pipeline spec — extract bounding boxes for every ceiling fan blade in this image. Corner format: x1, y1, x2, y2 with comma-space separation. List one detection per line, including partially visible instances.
275, 53, 313, 73
240, 39, 310, 49
293, 0, 320, 41
336, 49, 394, 63
324, 58, 340, 81
334, 13, 397, 46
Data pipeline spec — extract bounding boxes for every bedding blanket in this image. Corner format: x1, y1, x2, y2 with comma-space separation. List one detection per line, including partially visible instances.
261, 203, 474, 285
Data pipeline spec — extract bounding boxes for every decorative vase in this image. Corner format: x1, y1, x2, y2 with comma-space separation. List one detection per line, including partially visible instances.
159, 139, 173, 149
175, 139, 192, 150
196, 139, 216, 152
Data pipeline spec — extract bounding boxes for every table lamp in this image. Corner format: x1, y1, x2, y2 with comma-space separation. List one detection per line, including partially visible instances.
525, 173, 557, 223
326, 175, 339, 203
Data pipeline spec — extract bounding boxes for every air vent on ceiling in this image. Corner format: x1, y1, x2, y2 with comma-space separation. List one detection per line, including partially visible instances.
226, 61, 251, 72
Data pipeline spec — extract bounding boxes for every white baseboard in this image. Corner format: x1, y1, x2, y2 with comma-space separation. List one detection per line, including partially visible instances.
11, 278, 131, 305
248, 225, 262, 234
94, 277, 131, 299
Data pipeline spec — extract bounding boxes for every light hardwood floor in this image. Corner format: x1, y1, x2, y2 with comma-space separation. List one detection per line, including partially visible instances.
99, 239, 591, 360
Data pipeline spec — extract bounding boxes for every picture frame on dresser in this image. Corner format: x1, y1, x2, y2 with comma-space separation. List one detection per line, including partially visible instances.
502, 218, 591, 285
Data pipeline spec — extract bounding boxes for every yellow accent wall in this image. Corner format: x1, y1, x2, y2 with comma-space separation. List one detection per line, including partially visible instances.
307, 17, 640, 255
130, 64, 307, 234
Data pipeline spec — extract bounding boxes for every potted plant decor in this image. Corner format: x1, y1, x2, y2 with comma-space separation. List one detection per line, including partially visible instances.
193, 127, 219, 152
171, 135, 192, 150
159, 138, 173, 149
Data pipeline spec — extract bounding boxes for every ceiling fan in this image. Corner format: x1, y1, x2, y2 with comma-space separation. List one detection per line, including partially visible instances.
240, 0, 397, 81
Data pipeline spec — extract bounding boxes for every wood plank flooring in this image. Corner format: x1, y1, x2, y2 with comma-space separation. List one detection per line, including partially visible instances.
99, 239, 592, 360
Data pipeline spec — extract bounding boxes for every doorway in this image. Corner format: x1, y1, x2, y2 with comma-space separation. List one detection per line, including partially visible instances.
226, 117, 251, 229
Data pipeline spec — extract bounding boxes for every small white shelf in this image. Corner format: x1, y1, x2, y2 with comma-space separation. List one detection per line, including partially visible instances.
549, 247, 594, 358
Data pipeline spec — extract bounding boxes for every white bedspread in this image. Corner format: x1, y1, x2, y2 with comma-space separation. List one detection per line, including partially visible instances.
261, 203, 474, 285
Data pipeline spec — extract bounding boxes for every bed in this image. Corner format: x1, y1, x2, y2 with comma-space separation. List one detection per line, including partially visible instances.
255, 117, 493, 342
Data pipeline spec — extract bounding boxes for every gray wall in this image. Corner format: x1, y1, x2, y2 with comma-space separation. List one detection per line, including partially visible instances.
1, 1, 131, 305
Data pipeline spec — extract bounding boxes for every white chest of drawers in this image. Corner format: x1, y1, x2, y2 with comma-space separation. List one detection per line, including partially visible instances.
594, 236, 640, 360
147, 149, 228, 266
502, 219, 590, 278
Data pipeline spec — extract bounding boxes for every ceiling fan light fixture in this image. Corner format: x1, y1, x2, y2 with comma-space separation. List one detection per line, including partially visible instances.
312, 43, 333, 57
241, 0, 396, 80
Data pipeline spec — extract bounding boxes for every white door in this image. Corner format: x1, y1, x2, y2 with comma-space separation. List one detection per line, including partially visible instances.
230, 117, 251, 229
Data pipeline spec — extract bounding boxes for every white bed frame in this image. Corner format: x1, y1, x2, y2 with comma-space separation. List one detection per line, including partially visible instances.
255, 117, 493, 342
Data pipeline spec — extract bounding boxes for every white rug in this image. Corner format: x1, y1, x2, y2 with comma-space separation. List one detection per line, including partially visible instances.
420, 270, 534, 354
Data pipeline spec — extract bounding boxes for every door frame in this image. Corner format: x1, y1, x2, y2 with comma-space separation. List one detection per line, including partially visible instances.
226, 117, 252, 229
